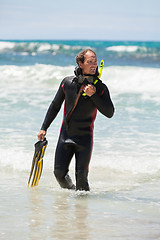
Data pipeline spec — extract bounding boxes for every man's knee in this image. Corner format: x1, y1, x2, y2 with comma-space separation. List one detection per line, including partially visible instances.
54, 169, 75, 190
54, 169, 66, 180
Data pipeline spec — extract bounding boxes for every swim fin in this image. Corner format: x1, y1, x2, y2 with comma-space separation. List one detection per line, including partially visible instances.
27, 138, 48, 187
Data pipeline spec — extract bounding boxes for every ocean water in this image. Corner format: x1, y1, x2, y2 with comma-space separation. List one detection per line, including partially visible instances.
0, 40, 160, 240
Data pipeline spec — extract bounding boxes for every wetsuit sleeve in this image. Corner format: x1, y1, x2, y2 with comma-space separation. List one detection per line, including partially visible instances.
41, 81, 65, 131
90, 85, 114, 118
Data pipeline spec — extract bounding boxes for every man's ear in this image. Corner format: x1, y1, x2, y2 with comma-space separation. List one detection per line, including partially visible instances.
78, 61, 83, 69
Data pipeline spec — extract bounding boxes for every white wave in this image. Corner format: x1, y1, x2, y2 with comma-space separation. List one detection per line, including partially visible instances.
102, 66, 160, 94
106, 45, 147, 53
36, 43, 60, 52
21, 52, 29, 55
51, 44, 60, 50
0, 144, 159, 177
92, 151, 160, 174
0, 41, 86, 53
0, 64, 75, 89
37, 43, 52, 52
63, 45, 71, 50
0, 41, 15, 51
0, 41, 60, 53
0, 64, 160, 96
0, 148, 31, 171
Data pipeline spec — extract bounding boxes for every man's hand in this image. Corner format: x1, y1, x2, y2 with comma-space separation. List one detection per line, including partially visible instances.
83, 84, 96, 97
37, 130, 46, 141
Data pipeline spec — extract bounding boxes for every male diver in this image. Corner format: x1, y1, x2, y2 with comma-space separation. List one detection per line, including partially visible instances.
37, 49, 114, 191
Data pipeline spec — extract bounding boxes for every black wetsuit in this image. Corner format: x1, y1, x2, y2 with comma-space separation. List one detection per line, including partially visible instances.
41, 73, 114, 191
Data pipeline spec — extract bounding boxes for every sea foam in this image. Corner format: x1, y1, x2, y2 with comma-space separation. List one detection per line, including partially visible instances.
106, 45, 147, 53
1, 65, 160, 94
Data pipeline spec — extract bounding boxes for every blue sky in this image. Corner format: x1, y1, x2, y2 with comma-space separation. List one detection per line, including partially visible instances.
0, 0, 160, 41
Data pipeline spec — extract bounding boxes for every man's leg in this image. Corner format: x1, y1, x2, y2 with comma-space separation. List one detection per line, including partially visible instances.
54, 137, 75, 190
75, 137, 92, 191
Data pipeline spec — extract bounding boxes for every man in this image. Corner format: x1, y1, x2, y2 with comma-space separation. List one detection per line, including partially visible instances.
37, 49, 114, 191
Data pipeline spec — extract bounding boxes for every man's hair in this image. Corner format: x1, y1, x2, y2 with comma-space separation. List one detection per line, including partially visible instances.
76, 49, 96, 65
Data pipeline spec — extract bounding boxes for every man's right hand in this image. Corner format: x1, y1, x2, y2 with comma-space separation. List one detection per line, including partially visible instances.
37, 130, 46, 141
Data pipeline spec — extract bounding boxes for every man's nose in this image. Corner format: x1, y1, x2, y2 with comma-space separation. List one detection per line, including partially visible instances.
91, 62, 97, 66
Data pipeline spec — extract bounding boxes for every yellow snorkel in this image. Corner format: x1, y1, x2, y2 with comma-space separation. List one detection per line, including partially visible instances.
98, 59, 104, 78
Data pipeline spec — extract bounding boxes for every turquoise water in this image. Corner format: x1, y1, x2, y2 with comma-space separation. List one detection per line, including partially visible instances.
1, 40, 160, 67
0, 40, 160, 239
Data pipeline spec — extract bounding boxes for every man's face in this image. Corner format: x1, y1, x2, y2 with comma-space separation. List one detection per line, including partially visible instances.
79, 51, 97, 75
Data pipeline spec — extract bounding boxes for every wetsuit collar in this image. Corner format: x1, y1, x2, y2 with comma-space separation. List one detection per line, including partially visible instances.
74, 67, 98, 84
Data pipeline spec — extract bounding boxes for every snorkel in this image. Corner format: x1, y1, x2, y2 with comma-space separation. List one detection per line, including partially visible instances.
98, 60, 104, 78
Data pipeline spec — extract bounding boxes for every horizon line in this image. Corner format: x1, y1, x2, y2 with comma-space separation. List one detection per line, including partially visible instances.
0, 38, 160, 42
